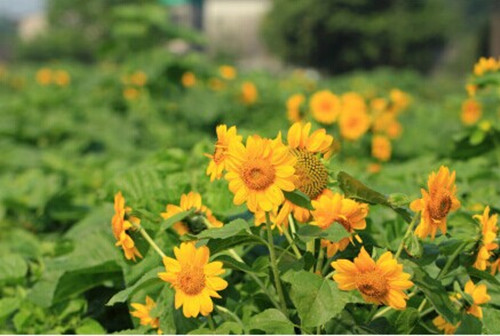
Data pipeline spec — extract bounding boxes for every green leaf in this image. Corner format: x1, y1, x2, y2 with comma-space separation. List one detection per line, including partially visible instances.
411, 266, 460, 324
0, 254, 27, 283
159, 209, 194, 231
249, 309, 294, 334
455, 314, 482, 334
337, 171, 412, 223
107, 267, 163, 306
196, 219, 249, 239
284, 190, 313, 210
282, 270, 361, 328
153, 286, 176, 335
296, 224, 350, 243
394, 307, 419, 334
0, 297, 20, 320
403, 233, 423, 258
206, 235, 261, 255
469, 129, 486, 145
76, 318, 106, 334
466, 267, 500, 287
216, 322, 243, 334
215, 255, 265, 276
482, 307, 500, 334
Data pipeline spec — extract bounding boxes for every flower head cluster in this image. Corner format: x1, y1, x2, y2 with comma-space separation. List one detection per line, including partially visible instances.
461, 98, 482, 126
473, 57, 500, 76
410, 166, 461, 240
158, 242, 227, 318
111, 191, 142, 261
36, 68, 70, 87
130, 296, 161, 334
332, 247, 413, 310
161, 192, 223, 236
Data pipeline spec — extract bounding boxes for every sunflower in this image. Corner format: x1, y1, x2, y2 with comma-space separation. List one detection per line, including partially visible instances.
53, 70, 70, 87
332, 247, 413, 309
311, 192, 368, 257
225, 135, 296, 213
310, 90, 341, 124
275, 122, 332, 224
160, 192, 222, 236
241, 81, 258, 105
130, 296, 161, 333
219, 65, 237, 80
181, 72, 196, 88
490, 257, 500, 275
286, 93, 306, 123
465, 280, 491, 319
466, 84, 477, 97
473, 57, 500, 76
123, 87, 140, 101
158, 242, 228, 318
112, 192, 142, 261
473, 206, 498, 271
130, 71, 147, 87
339, 109, 371, 141
36, 68, 52, 86
410, 166, 461, 240
205, 125, 242, 182
389, 89, 410, 112
432, 316, 458, 334
461, 98, 482, 126
371, 135, 391, 162
254, 207, 287, 233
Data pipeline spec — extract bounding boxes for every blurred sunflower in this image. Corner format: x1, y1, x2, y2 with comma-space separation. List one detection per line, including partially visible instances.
473, 206, 498, 271
240, 81, 258, 105
332, 247, 413, 309
36, 68, 52, 86
286, 93, 306, 123
219, 65, 237, 80
473, 57, 500, 76
410, 166, 460, 240
53, 70, 70, 87
461, 98, 482, 125
181, 72, 196, 88
310, 90, 341, 124
160, 192, 222, 236
371, 135, 391, 162
112, 191, 142, 261
158, 242, 227, 318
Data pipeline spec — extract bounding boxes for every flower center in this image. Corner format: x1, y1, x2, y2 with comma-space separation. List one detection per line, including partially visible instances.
241, 159, 276, 191
177, 265, 206, 295
355, 271, 388, 298
292, 149, 328, 199
321, 101, 331, 111
428, 192, 452, 221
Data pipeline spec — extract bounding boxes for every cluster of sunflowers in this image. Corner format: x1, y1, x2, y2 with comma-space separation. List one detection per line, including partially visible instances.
35, 67, 71, 87
285, 88, 410, 166
111, 120, 498, 334
461, 56, 500, 131
181, 65, 258, 105
122, 70, 148, 101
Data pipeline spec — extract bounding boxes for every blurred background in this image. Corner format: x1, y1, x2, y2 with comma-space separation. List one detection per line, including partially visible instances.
0, 0, 498, 76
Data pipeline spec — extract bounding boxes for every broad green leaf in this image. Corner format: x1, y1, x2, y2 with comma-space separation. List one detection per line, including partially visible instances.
411, 266, 460, 324
338, 171, 412, 222
466, 267, 500, 287
0, 254, 27, 283
207, 235, 261, 255
249, 308, 294, 334
152, 286, 176, 335
296, 224, 350, 243
394, 307, 419, 334
483, 307, 500, 334
159, 209, 194, 231
284, 190, 313, 210
0, 297, 19, 320
403, 233, 423, 258
107, 267, 163, 306
196, 219, 249, 239
75, 318, 106, 334
216, 321, 243, 334
282, 270, 361, 328
455, 314, 482, 334
215, 255, 265, 276
469, 129, 486, 145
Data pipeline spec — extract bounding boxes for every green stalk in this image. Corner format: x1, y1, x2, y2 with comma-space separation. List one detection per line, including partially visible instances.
283, 226, 302, 258
265, 212, 289, 317
394, 213, 420, 259
316, 245, 325, 273
132, 223, 166, 258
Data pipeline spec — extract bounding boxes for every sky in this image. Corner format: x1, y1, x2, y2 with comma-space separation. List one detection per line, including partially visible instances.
0, 0, 45, 19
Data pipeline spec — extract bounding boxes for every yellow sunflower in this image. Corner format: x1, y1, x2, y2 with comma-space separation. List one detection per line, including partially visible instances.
205, 125, 242, 181
465, 280, 491, 319
461, 98, 482, 126
490, 257, 500, 275
473, 57, 500, 76
225, 135, 296, 213
311, 192, 368, 257
36, 68, 52, 86
310, 90, 341, 124
339, 109, 371, 141
112, 191, 142, 261
254, 207, 288, 233
160, 192, 222, 236
433, 315, 458, 334
275, 122, 332, 224
53, 70, 70, 87
410, 166, 461, 240
219, 65, 237, 80
181, 72, 196, 88
371, 135, 391, 162
389, 89, 410, 112
332, 247, 413, 309
158, 242, 228, 318
130, 296, 161, 333
286, 93, 306, 123
473, 206, 498, 270
466, 84, 477, 97
240, 81, 258, 105
130, 71, 147, 87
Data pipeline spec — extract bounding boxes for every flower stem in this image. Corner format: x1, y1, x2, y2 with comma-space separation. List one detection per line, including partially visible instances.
132, 223, 166, 258
215, 305, 244, 330
265, 212, 289, 318
283, 226, 302, 258
316, 245, 325, 273
437, 241, 468, 280
394, 213, 420, 259
207, 314, 216, 331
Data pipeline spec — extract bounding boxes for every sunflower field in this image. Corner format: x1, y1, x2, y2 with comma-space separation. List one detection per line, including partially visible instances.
1, 3, 500, 334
